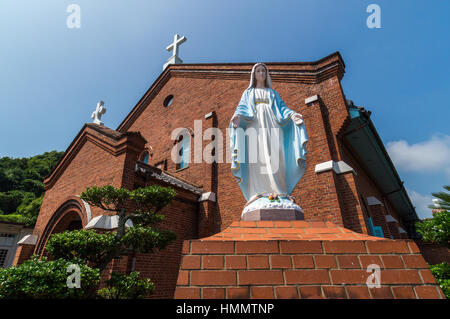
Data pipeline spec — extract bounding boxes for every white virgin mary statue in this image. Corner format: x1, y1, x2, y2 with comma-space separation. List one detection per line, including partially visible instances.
229, 63, 308, 220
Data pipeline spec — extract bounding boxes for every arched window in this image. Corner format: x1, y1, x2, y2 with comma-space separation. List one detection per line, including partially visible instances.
176, 134, 190, 170
140, 151, 150, 164
163, 95, 174, 107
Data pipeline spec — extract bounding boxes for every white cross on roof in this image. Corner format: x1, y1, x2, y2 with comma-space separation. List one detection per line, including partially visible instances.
163, 34, 187, 70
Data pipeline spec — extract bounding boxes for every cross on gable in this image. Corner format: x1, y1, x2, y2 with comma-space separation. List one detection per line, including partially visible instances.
163, 34, 187, 70
166, 34, 186, 58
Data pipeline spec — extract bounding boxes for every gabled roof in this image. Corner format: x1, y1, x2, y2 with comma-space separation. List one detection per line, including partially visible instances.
135, 161, 203, 195
44, 123, 146, 190
117, 51, 346, 132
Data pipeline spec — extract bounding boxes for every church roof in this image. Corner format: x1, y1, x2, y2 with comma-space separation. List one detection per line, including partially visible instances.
44, 123, 147, 190
117, 51, 346, 132
135, 161, 203, 195
344, 102, 418, 224
84, 123, 127, 140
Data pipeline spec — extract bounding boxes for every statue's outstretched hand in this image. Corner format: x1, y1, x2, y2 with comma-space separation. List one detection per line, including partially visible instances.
231, 115, 241, 128
292, 113, 304, 125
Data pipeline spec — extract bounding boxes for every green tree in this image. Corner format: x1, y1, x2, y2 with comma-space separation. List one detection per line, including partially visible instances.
429, 185, 450, 211
97, 272, 154, 299
415, 186, 450, 248
415, 186, 450, 299
429, 262, 450, 298
416, 210, 450, 248
0, 151, 63, 225
0, 190, 30, 215
44, 184, 177, 298
0, 185, 176, 299
16, 194, 44, 226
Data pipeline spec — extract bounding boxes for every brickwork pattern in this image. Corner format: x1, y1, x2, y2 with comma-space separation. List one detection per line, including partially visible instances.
174, 221, 444, 299
11, 244, 35, 266
122, 55, 400, 236
121, 56, 412, 242
22, 53, 424, 299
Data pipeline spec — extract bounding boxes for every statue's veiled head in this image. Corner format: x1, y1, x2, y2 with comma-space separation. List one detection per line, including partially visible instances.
248, 63, 272, 89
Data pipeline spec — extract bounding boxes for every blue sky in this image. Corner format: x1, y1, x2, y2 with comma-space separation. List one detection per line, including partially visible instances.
1, 0, 449, 218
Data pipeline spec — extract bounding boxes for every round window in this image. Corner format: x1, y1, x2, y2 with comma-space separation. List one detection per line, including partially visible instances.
163, 95, 174, 107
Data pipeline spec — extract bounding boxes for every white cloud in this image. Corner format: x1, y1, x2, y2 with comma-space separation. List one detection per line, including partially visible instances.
407, 189, 434, 219
387, 135, 450, 179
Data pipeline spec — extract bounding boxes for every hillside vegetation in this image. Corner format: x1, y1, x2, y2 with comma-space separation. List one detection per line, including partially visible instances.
0, 151, 63, 226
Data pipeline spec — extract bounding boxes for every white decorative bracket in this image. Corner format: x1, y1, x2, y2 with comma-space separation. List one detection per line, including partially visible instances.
198, 191, 216, 203
367, 196, 383, 206
85, 215, 133, 230
385, 214, 398, 223
17, 234, 38, 245
314, 160, 356, 175
305, 95, 319, 105
204, 111, 214, 119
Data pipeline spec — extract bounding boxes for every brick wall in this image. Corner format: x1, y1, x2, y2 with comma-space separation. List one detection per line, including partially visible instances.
133, 196, 199, 298
11, 244, 35, 266
123, 55, 409, 240
34, 130, 129, 243
25, 53, 422, 299
32, 125, 146, 255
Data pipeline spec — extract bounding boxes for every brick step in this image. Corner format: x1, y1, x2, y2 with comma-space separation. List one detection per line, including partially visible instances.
174, 221, 445, 299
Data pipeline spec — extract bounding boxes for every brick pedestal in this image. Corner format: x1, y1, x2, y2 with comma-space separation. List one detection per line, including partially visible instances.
174, 221, 444, 299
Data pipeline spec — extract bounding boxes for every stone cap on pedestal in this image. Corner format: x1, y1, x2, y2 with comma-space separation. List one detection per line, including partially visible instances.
202, 220, 382, 241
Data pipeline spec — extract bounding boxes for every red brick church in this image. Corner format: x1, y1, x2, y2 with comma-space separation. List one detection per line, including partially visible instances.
13, 51, 445, 299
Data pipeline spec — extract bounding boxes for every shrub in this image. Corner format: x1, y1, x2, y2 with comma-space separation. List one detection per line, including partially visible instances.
46, 229, 117, 265
416, 210, 450, 248
97, 272, 154, 299
0, 256, 99, 299
430, 262, 450, 299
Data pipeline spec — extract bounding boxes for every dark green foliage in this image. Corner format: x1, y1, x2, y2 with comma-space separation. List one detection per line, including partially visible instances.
22, 179, 44, 196
79, 185, 177, 272
41, 184, 176, 299
130, 186, 177, 212
0, 214, 29, 224
416, 210, 450, 248
1, 184, 176, 299
15, 194, 44, 226
97, 272, 154, 299
128, 186, 176, 227
121, 225, 176, 253
0, 256, 99, 299
429, 262, 450, 298
0, 151, 63, 225
46, 229, 117, 265
0, 190, 29, 215
81, 185, 130, 212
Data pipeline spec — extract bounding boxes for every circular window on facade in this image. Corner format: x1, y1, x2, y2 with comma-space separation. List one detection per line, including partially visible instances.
163, 95, 174, 107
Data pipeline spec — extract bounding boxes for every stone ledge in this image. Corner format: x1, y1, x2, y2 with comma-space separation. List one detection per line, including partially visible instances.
174, 221, 443, 299
198, 220, 383, 241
